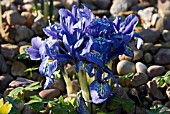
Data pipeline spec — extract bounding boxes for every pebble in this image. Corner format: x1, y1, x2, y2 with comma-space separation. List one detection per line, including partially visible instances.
158, 0, 170, 17
0, 54, 7, 73
22, 4, 33, 12
154, 48, 170, 65
144, 52, 152, 64
15, 25, 34, 43
9, 77, 34, 88
118, 78, 132, 87
137, 7, 155, 29
31, 17, 47, 36
0, 74, 14, 92
19, 45, 32, 54
152, 100, 162, 106
0, 25, 16, 43
135, 62, 147, 73
133, 49, 143, 61
155, 17, 164, 32
3, 88, 14, 96
110, 0, 138, 16
151, 13, 160, 27
166, 87, 170, 100
1, 43, 19, 60
22, 105, 37, 114
6, 10, 26, 25
135, 106, 147, 114
139, 28, 161, 44
147, 81, 165, 100
61, 0, 79, 9
39, 89, 60, 99
117, 60, 136, 75
51, 78, 65, 92
92, 0, 111, 9
131, 72, 149, 87
147, 65, 165, 78
118, 54, 131, 61
11, 61, 28, 77
165, 101, 170, 108
162, 29, 170, 41
21, 11, 35, 27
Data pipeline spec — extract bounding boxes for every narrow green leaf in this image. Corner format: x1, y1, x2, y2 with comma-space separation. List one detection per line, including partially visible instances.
8, 87, 24, 97
25, 82, 42, 91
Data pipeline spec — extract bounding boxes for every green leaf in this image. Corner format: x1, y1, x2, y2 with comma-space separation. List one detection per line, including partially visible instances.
24, 67, 39, 72
152, 76, 162, 81
121, 98, 135, 112
8, 87, 24, 97
107, 95, 134, 112
18, 53, 30, 60
31, 102, 44, 111
6, 96, 22, 114
25, 96, 42, 105
53, 70, 61, 78
118, 73, 134, 80
164, 76, 170, 85
164, 70, 170, 77
24, 82, 42, 91
157, 79, 165, 87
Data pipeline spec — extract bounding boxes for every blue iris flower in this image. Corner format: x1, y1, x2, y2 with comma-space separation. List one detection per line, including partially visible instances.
27, 5, 95, 89
83, 15, 143, 104
26, 37, 45, 60
27, 4, 143, 105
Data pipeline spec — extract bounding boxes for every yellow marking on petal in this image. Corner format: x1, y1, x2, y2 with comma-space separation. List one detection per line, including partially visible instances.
48, 60, 53, 62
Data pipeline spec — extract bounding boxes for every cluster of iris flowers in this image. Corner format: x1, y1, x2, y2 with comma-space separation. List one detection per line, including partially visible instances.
26, 4, 143, 109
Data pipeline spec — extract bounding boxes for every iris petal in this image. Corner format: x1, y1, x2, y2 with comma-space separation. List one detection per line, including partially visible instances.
26, 48, 40, 60
84, 63, 94, 77
90, 80, 112, 104
43, 77, 54, 89
31, 37, 43, 49
85, 52, 104, 67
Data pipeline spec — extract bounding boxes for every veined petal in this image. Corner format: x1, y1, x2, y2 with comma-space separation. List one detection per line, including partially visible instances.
133, 32, 143, 49
96, 68, 103, 81
122, 14, 138, 35
63, 35, 71, 53
39, 57, 58, 77
113, 17, 122, 31
90, 80, 112, 104
85, 52, 104, 67
80, 37, 93, 56
26, 48, 40, 60
43, 77, 54, 89
74, 38, 84, 50
84, 63, 94, 77
76, 93, 90, 114
124, 44, 134, 59
31, 37, 44, 49
43, 24, 62, 40
56, 54, 72, 61
76, 61, 83, 73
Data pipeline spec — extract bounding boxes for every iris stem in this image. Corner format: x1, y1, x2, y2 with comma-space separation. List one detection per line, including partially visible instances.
107, 61, 113, 85
62, 72, 73, 96
43, 0, 49, 24
78, 70, 91, 113
33, 0, 38, 16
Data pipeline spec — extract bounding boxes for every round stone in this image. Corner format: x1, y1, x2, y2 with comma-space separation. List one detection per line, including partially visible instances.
39, 89, 60, 99
135, 62, 147, 73
131, 72, 149, 87
117, 60, 136, 75
144, 52, 152, 63
147, 65, 165, 78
